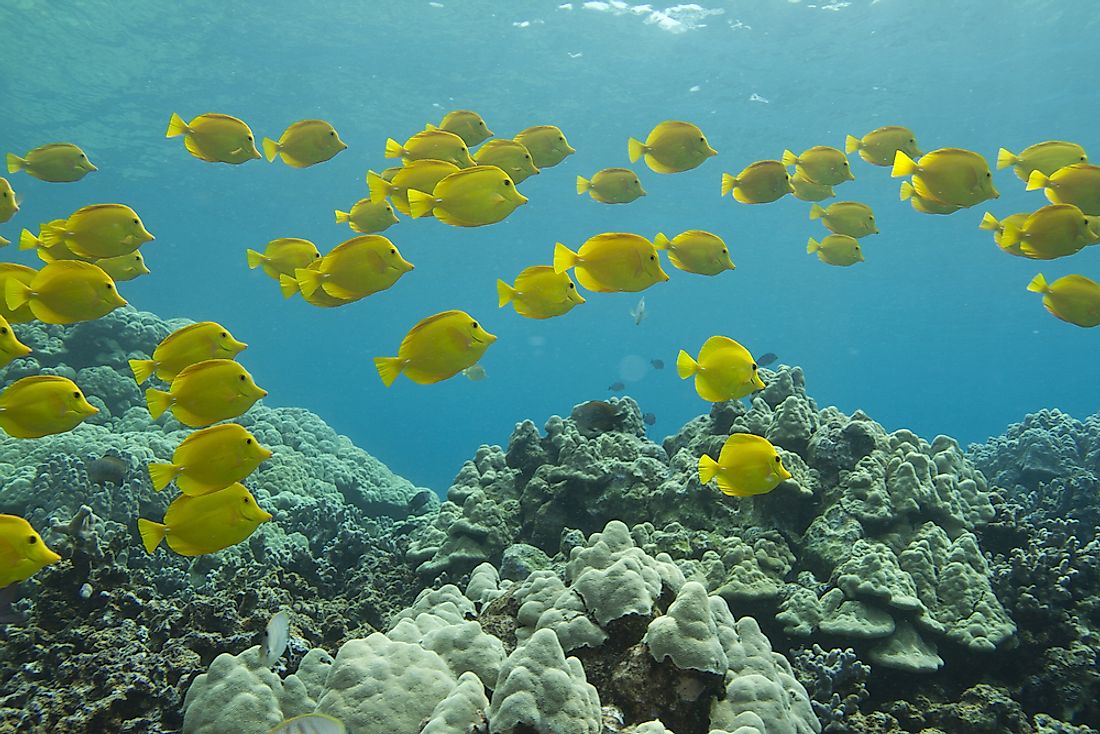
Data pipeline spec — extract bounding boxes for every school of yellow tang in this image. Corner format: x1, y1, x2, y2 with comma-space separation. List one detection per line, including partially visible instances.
1, 108, 1098, 579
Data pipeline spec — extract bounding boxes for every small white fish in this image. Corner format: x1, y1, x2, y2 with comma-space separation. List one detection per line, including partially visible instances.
630, 297, 646, 326
749, 93, 769, 103
269, 714, 346, 734
463, 364, 487, 381
260, 611, 290, 668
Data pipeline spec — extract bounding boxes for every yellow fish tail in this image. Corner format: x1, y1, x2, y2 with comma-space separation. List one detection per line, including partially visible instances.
653, 232, 671, 250
576, 175, 590, 195
278, 274, 300, 299
807, 237, 821, 254
406, 190, 436, 219
996, 148, 1017, 170
676, 349, 699, 379
4, 278, 31, 312
334, 210, 350, 224
899, 181, 914, 201
720, 173, 737, 198
262, 137, 280, 162
129, 358, 156, 384
295, 267, 324, 298
147, 463, 183, 491
365, 170, 392, 204
978, 212, 1000, 231
809, 204, 826, 220
844, 135, 860, 155
1026, 273, 1049, 294
6, 153, 26, 173
245, 249, 265, 269
145, 388, 172, 420
496, 279, 515, 308
780, 149, 798, 167
698, 454, 720, 485
374, 356, 404, 387
627, 138, 646, 164
1000, 223, 1023, 249
165, 113, 189, 138
137, 518, 167, 553
891, 150, 918, 178
553, 242, 578, 274
38, 221, 68, 248
18, 229, 40, 250
384, 138, 404, 159
1026, 170, 1049, 192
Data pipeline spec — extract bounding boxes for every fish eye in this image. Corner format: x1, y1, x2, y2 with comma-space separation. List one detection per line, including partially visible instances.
329, 131, 335, 136
1, 192, 6, 197
524, 154, 530, 159
80, 153, 87, 158
568, 282, 575, 289
106, 283, 113, 290
239, 374, 246, 381
504, 180, 511, 186
722, 248, 727, 253
751, 363, 757, 370
246, 438, 253, 444
986, 172, 991, 177
471, 321, 478, 329
699, 137, 705, 142
774, 456, 781, 463
0, 327, 5, 334
390, 248, 396, 254
649, 255, 655, 260
479, 121, 485, 126
243, 496, 250, 504
28, 535, 37, 544
247, 135, 253, 141
72, 391, 80, 399
221, 331, 228, 337
132, 218, 139, 224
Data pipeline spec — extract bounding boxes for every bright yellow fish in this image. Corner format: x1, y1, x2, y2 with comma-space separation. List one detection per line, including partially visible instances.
335, 197, 399, 234
263, 119, 347, 168
0, 314, 31, 368
978, 212, 1030, 256
514, 126, 575, 169
145, 358, 266, 427
1027, 164, 1100, 215
497, 266, 585, 320
95, 251, 150, 282
1027, 273, 1100, 328
428, 110, 493, 147
148, 423, 272, 495
367, 160, 460, 217
296, 235, 413, 301
19, 223, 88, 264
999, 204, 1099, 260
677, 336, 764, 403
0, 515, 60, 588
790, 172, 835, 202
0, 375, 98, 438
809, 201, 878, 238
782, 146, 854, 186
0, 263, 36, 323
385, 130, 475, 168
138, 483, 271, 556
474, 140, 540, 184
899, 180, 962, 215
166, 112, 261, 164
892, 148, 998, 208
577, 168, 646, 204
246, 238, 321, 281
628, 120, 716, 174
5, 260, 126, 324
553, 233, 669, 293
997, 141, 1087, 181
407, 165, 527, 227
654, 230, 734, 276
277, 263, 356, 308
6, 143, 96, 182
39, 203, 154, 259
698, 433, 791, 497
721, 161, 792, 204
845, 126, 922, 167
129, 321, 247, 384
375, 310, 496, 386
0, 177, 18, 223
807, 235, 863, 267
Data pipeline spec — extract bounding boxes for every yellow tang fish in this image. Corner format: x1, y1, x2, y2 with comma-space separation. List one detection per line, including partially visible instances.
899, 180, 962, 215
782, 146, 854, 186
6, 143, 96, 182
0, 314, 31, 368
166, 112, 261, 164
1027, 163, 1100, 215
514, 125, 575, 169
6, 260, 126, 324
407, 165, 527, 227
720, 161, 792, 204
296, 235, 414, 301
137, 482, 272, 556
39, 203, 155, 259
428, 110, 493, 147
145, 358, 266, 427
148, 423, 272, 495
845, 126, 922, 167
497, 266, 585, 320
790, 172, 835, 202
367, 160, 460, 217
808, 235, 863, 267
19, 223, 89, 264
129, 321, 247, 384
654, 230, 734, 276
0, 263, 36, 323
385, 129, 475, 168
0, 177, 18, 223
978, 212, 1030, 256
95, 251, 150, 282
1028, 273, 1100, 328
263, 119, 347, 168
554, 233, 669, 293
577, 168, 646, 204
892, 148, 998, 208
277, 263, 355, 308
998, 141, 1087, 181
246, 238, 321, 281
0, 515, 61, 588
335, 197, 399, 234
999, 204, 1100, 260
677, 336, 764, 403
698, 433, 791, 497
809, 201, 878, 238
0, 375, 98, 438
474, 140, 540, 184
375, 310, 496, 386
628, 120, 717, 174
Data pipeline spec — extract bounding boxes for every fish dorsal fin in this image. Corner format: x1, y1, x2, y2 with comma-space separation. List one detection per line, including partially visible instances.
698, 335, 748, 364
513, 265, 555, 294
172, 357, 234, 384
401, 310, 466, 351
284, 119, 327, 135
197, 112, 247, 125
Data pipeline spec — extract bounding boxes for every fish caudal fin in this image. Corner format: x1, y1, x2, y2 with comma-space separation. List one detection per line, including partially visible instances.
18, 229, 40, 250
496, 280, 515, 307
676, 349, 699, 379
576, 175, 590, 195
844, 134, 860, 154
780, 149, 798, 167
128, 358, 156, 384
295, 267, 324, 298
698, 454, 720, 485
365, 170, 391, 203
1027, 273, 1049, 293
1026, 170, 1049, 191
406, 189, 435, 219
384, 138, 404, 159
653, 232, 671, 251
996, 148, 1016, 170
165, 113, 189, 138
978, 212, 1000, 231
137, 518, 166, 553
374, 357, 404, 387
891, 150, 918, 177
807, 237, 821, 254
145, 388, 172, 419
38, 220, 68, 248
245, 249, 266, 269
278, 274, 300, 298
261, 138, 280, 162
147, 463, 182, 491
809, 203, 826, 220
553, 242, 579, 274
334, 210, 349, 224
6, 153, 25, 173
720, 173, 736, 198
4, 278, 31, 312
627, 138, 645, 163
899, 181, 914, 201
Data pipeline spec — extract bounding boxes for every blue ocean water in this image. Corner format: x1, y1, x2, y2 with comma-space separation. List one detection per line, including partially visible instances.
2, 1, 1098, 492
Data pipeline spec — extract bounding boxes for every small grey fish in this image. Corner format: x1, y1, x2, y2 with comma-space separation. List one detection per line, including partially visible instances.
756, 352, 778, 367
607, 381, 625, 392
269, 714, 346, 734
462, 364, 487, 381
260, 611, 290, 668
630, 297, 646, 325
650, 359, 664, 370
643, 412, 656, 426
572, 400, 622, 436
87, 455, 127, 485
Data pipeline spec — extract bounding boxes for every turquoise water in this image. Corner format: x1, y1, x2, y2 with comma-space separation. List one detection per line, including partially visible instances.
3, 1, 1098, 491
